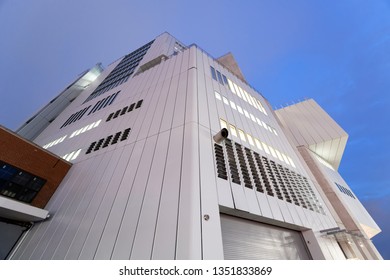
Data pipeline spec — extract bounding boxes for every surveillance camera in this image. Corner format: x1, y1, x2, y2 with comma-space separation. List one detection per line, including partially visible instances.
213, 128, 229, 143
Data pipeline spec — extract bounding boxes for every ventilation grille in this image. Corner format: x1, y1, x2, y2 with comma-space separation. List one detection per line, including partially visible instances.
106, 99, 143, 122
214, 139, 325, 214
85, 127, 131, 154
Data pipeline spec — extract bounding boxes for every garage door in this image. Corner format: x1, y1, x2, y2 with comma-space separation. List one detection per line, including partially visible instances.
220, 214, 311, 260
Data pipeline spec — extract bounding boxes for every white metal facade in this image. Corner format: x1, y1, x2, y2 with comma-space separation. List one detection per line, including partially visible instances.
10, 32, 380, 260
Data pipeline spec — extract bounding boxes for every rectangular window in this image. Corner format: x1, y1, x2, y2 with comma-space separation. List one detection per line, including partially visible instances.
229, 124, 237, 137
239, 87, 247, 102
262, 142, 270, 154
255, 138, 263, 150
234, 83, 242, 98
243, 90, 252, 105
217, 71, 224, 84
222, 75, 228, 87
135, 99, 143, 109
220, 119, 228, 129
222, 96, 229, 105
276, 149, 284, 162
228, 79, 236, 94
210, 66, 217, 80
230, 101, 237, 110
269, 146, 277, 158
238, 129, 246, 142
247, 134, 255, 146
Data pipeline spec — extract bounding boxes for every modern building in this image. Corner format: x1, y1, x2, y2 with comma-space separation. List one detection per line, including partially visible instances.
2, 32, 382, 260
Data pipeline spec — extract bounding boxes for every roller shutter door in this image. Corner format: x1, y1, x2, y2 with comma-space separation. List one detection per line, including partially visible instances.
221, 214, 311, 260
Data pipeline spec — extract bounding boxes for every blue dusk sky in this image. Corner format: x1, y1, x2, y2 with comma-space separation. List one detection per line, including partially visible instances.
0, 0, 389, 259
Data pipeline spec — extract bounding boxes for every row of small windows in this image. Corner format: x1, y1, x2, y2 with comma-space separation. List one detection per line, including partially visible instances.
43, 120, 102, 150
335, 182, 356, 199
87, 91, 120, 116
62, 149, 82, 162
60, 91, 119, 129
85, 127, 131, 154
60, 105, 91, 129
215, 91, 278, 137
70, 119, 102, 139
83, 40, 153, 103
0, 161, 46, 203
210, 66, 268, 116
213, 142, 324, 214
42, 135, 67, 149
220, 119, 295, 168
106, 99, 143, 122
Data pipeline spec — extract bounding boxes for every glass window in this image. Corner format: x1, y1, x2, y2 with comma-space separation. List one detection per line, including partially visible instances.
222, 96, 229, 105
230, 101, 237, 110
243, 90, 252, 105
222, 75, 228, 87
228, 79, 236, 94
255, 138, 263, 150
288, 156, 296, 168
239, 87, 247, 102
230, 124, 237, 137
71, 149, 82, 161
244, 110, 250, 118
234, 83, 242, 98
262, 142, 270, 154
237, 106, 244, 114
247, 134, 255, 146
282, 153, 290, 164
273, 128, 278, 136
256, 118, 263, 126
250, 114, 256, 122
238, 129, 246, 141
210, 66, 217, 80
215, 91, 222, 100
276, 149, 284, 162
220, 119, 228, 129
217, 71, 223, 84
269, 146, 277, 158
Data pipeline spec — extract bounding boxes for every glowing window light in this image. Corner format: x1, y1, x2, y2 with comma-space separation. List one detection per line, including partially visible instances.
247, 134, 255, 146
256, 118, 263, 126
237, 106, 244, 114
230, 100, 237, 110
269, 146, 277, 158
228, 79, 236, 94
238, 129, 246, 142
250, 114, 256, 122
262, 142, 270, 154
215, 91, 222, 100
233, 83, 242, 98
71, 149, 82, 160
255, 138, 263, 150
222, 96, 229, 105
220, 119, 228, 129
230, 124, 237, 137
244, 110, 250, 118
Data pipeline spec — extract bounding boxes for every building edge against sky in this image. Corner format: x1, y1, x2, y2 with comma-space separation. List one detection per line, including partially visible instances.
1, 32, 382, 259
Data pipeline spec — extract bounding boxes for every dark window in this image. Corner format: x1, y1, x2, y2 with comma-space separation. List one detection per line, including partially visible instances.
210, 66, 217, 81
0, 161, 46, 204
120, 128, 131, 141
106, 112, 114, 122
217, 70, 224, 85
128, 103, 135, 112
135, 99, 143, 109
222, 74, 228, 86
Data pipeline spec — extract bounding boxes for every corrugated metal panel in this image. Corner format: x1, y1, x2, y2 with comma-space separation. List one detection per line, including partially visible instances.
220, 214, 311, 260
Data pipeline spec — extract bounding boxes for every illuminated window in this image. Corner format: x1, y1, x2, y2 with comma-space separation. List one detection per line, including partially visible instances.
222, 96, 229, 105
234, 83, 242, 98
238, 129, 246, 142
215, 91, 222, 100
230, 124, 237, 137
273, 128, 278, 136
269, 146, 277, 158
230, 101, 237, 110
255, 138, 263, 150
247, 134, 255, 146
237, 106, 244, 114
262, 142, 270, 154
256, 118, 263, 126
244, 110, 250, 118
262, 121, 267, 128
220, 119, 228, 129
238, 87, 247, 102
228, 79, 236, 94
243, 90, 252, 105
71, 149, 82, 160
250, 114, 256, 122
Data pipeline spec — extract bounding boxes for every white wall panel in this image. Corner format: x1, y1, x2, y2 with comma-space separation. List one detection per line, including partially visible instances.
176, 123, 201, 259
152, 126, 184, 260
130, 131, 170, 259
110, 136, 157, 259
